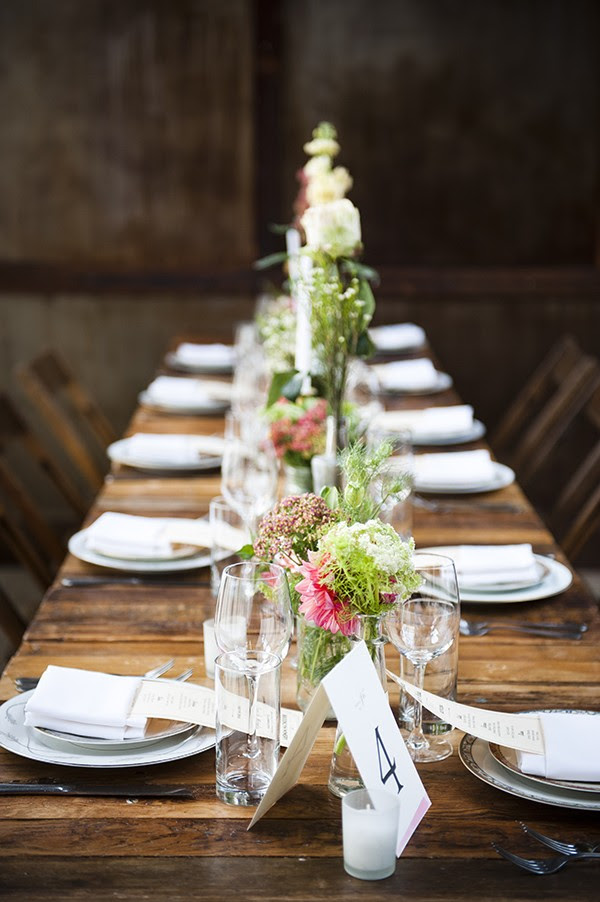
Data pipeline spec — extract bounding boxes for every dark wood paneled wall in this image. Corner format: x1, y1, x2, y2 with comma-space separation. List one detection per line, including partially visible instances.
0, 0, 598, 461
0, 0, 255, 268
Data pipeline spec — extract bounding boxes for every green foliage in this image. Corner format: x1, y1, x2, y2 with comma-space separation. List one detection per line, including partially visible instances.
338, 441, 410, 523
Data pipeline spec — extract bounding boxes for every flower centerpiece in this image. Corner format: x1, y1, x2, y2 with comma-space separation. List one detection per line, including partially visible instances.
265, 396, 328, 493
255, 122, 377, 474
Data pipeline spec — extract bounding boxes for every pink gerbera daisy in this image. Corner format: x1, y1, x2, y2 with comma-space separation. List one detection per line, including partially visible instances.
296, 552, 357, 636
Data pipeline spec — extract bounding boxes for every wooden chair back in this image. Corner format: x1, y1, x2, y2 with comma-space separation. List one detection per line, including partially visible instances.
16, 350, 116, 492
0, 501, 56, 589
0, 584, 27, 650
551, 384, 600, 560
491, 336, 599, 486
0, 393, 89, 518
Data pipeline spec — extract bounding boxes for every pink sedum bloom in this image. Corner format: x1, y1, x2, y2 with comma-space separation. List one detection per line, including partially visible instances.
297, 552, 357, 636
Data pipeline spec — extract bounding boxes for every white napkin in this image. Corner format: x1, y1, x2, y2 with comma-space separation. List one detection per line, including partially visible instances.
24, 665, 146, 740
373, 358, 439, 391
117, 433, 225, 465
414, 449, 495, 488
451, 544, 539, 588
517, 712, 600, 782
173, 343, 234, 367
145, 376, 232, 406
84, 512, 218, 559
369, 322, 426, 352
372, 405, 474, 440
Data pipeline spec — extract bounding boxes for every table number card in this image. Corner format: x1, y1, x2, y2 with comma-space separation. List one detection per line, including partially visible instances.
250, 642, 431, 856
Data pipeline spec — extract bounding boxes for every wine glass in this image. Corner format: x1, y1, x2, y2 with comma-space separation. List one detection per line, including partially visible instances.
221, 438, 278, 536
384, 553, 460, 762
215, 562, 293, 756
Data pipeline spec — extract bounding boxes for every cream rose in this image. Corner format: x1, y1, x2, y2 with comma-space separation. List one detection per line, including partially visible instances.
303, 137, 340, 158
301, 198, 362, 258
303, 155, 331, 179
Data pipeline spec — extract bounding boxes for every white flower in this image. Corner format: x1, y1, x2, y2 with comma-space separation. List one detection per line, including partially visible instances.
303, 137, 340, 158
306, 166, 353, 206
303, 155, 331, 179
301, 198, 362, 259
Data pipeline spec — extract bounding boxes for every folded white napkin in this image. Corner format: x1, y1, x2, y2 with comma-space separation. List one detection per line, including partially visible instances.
414, 449, 495, 488
173, 343, 234, 367
145, 376, 232, 406
369, 322, 426, 352
84, 512, 217, 560
517, 712, 600, 782
119, 433, 225, 465
372, 405, 474, 440
24, 665, 146, 740
451, 544, 539, 588
373, 358, 439, 391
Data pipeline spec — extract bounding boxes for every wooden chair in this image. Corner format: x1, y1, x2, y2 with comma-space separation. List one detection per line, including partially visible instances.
0, 584, 27, 650
491, 336, 600, 486
0, 392, 89, 518
550, 383, 600, 560
16, 350, 116, 493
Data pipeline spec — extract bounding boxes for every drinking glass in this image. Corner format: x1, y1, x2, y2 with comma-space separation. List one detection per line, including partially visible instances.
209, 495, 249, 598
384, 553, 460, 762
367, 427, 414, 541
215, 561, 292, 784
221, 438, 278, 536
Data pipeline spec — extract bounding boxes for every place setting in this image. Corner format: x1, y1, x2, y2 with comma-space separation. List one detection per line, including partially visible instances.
369, 404, 486, 447
0, 661, 216, 771
68, 510, 245, 574
107, 432, 226, 473
368, 322, 427, 356
139, 375, 232, 415
164, 342, 235, 375
418, 542, 573, 604
370, 357, 453, 395
412, 448, 514, 494
459, 709, 600, 812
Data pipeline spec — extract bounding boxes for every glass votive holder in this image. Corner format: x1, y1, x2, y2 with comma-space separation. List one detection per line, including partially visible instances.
342, 788, 400, 881
215, 650, 281, 807
202, 618, 218, 679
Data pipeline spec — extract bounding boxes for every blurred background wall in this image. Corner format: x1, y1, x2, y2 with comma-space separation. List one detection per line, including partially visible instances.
0, 0, 598, 434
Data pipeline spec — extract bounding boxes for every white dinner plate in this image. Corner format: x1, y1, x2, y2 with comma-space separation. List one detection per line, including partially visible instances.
459, 730, 600, 811
378, 371, 453, 397
417, 547, 573, 603
139, 391, 230, 416
165, 350, 234, 375
489, 710, 600, 794
107, 438, 222, 472
68, 529, 212, 573
0, 692, 214, 768
412, 420, 486, 447
413, 461, 515, 494
34, 718, 196, 752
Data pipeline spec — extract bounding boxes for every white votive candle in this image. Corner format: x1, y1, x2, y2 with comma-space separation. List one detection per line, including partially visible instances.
342, 788, 400, 881
203, 618, 219, 679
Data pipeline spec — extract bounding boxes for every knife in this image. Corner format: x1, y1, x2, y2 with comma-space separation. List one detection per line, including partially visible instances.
0, 781, 196, 798
61, 577, 211, 588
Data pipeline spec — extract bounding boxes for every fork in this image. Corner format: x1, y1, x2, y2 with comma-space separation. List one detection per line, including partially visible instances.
459, 618, 584, 640
520, 823, 600, 856
413, 495, 521, 513
492, 843, 600, 875
14, 658, 176, 692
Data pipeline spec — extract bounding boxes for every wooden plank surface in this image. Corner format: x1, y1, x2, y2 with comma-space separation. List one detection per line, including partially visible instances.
0, 339, 598, 899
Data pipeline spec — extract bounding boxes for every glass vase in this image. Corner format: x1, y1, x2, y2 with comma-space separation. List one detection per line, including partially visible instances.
283, 463, 313, 495
295, 615, 351, 720
328, 614, 387, 798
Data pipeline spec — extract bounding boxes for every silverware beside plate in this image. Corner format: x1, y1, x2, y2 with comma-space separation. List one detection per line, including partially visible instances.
61, 577, 211, 588
0, 780, 196, 798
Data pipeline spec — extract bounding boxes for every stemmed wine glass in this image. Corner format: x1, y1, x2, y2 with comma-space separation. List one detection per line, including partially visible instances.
215, 561, 293, 754
384, 553, 460, 762
220, 439, 278, 537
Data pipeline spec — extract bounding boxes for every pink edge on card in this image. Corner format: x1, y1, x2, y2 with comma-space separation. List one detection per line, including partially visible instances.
396, 795, 431, 856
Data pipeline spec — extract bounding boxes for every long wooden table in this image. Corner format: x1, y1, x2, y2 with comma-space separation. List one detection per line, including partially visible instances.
1, 340, 599, 901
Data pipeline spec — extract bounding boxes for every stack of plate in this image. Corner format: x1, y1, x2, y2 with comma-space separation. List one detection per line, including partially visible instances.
460, 710, 600, 811
0, 688, 214, 768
